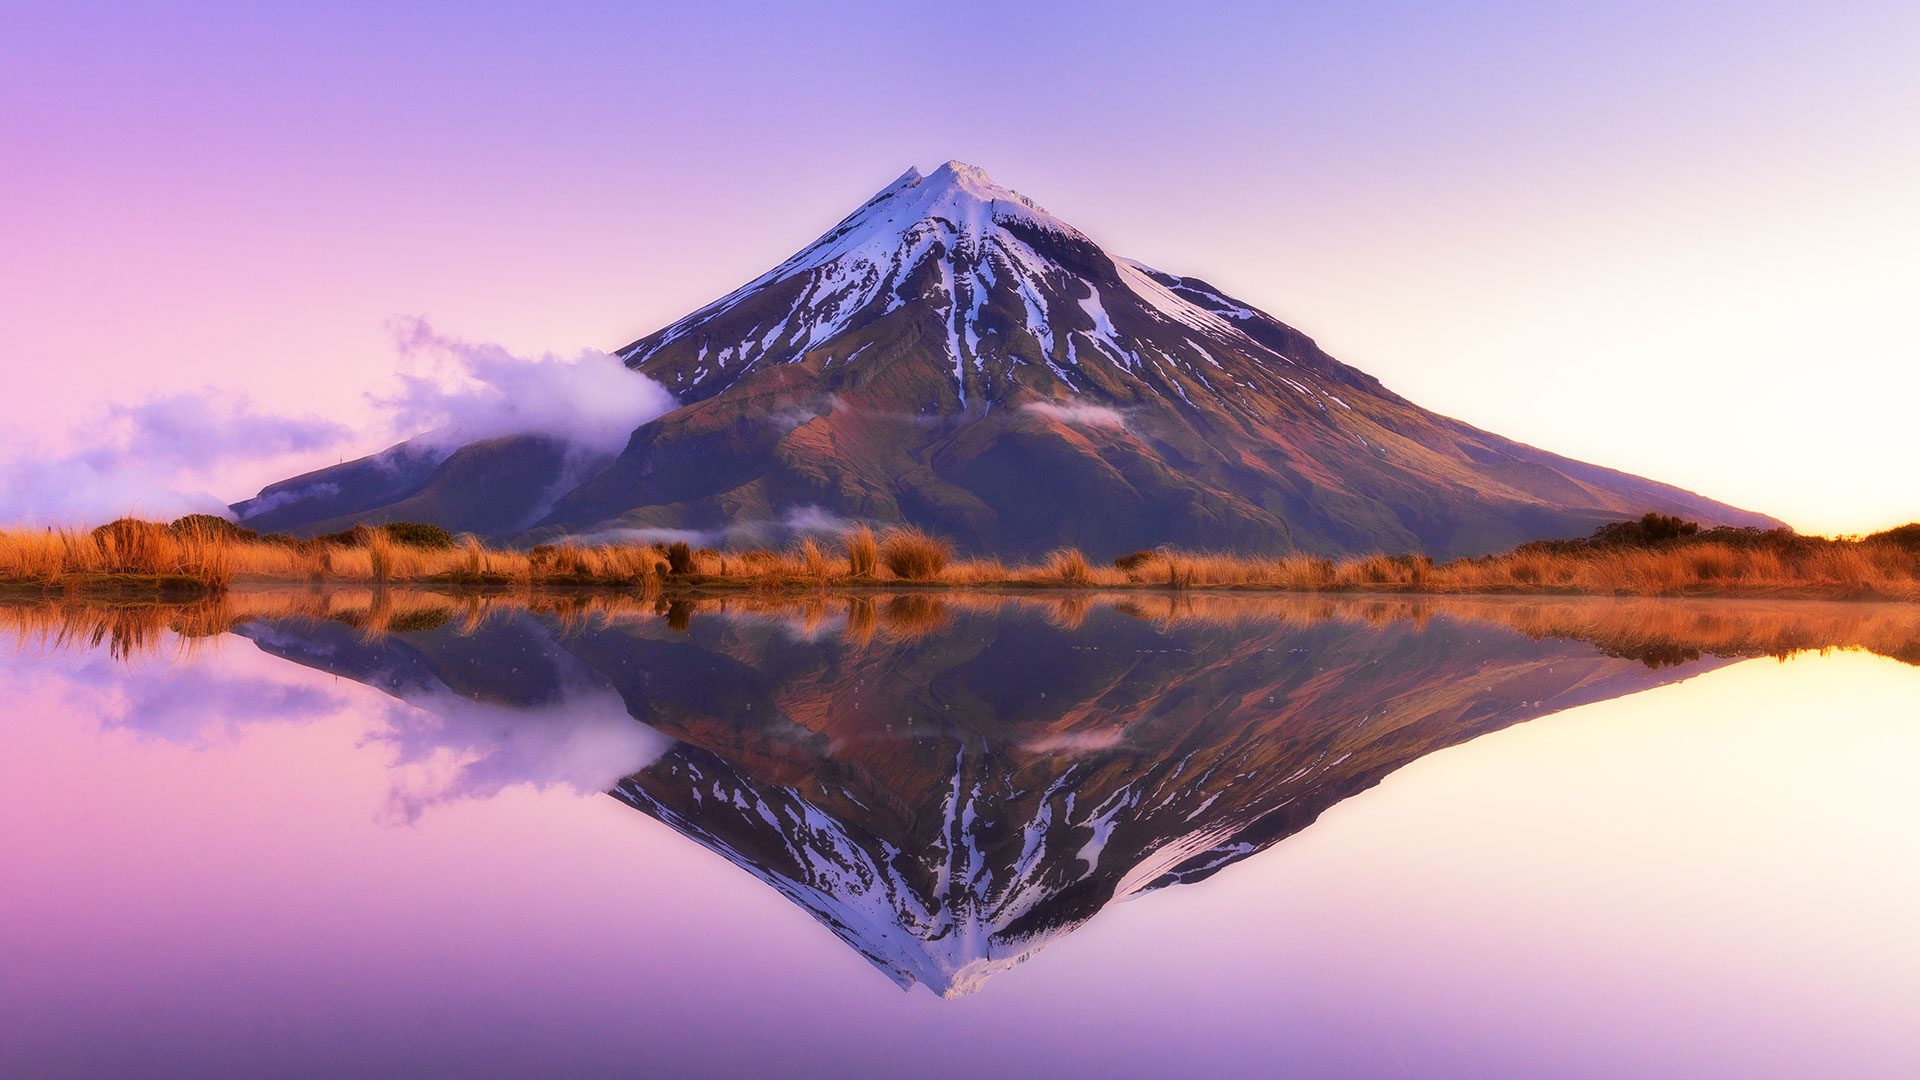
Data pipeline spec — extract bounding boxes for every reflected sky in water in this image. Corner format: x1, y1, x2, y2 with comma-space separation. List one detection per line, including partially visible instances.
0, 596, 1916, 1078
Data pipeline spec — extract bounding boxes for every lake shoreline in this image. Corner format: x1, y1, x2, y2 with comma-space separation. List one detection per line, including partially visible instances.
6, 574, 1918, 603
6, 517, 1918, 602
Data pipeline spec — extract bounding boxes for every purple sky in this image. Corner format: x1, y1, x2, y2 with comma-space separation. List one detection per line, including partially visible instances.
3, 1, 1915, 532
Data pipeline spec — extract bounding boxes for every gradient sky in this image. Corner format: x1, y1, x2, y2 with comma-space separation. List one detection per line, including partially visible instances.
3, 1, 1916, 533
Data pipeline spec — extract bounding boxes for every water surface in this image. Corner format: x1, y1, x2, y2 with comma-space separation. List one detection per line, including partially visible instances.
2, 591, 1916, 1077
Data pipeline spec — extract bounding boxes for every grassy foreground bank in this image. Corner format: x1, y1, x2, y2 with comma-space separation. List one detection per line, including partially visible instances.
2, 514, 1917, 600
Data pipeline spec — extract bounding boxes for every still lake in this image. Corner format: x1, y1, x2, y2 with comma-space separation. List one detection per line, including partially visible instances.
2, 590, 1916, 1078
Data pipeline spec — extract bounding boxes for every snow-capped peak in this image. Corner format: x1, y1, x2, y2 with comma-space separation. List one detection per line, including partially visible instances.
772, 158, 1081, 274
619, 160, 1280, 407
914, 159, 1057, 224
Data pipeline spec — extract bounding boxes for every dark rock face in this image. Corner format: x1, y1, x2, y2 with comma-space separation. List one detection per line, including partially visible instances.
238, 161, 1781, 555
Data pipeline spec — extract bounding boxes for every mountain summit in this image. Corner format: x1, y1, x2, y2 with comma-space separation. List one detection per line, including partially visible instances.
237, 161, 1779, 555
617, 159, 1287, 413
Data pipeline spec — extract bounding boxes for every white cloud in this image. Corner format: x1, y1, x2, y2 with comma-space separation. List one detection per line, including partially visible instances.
0, 390, 352, 525
572, 525, 718, 548
1023, 728, 1128, 755
377, 317, 677, 458
782, 505, 857, 534
0, 320, 682, 527
565, 506, 864, 550
1022, 400, 1128, 428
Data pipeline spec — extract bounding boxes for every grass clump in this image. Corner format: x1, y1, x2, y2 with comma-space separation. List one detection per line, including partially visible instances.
879, 529, 950, 580
845, 526, 879, 578
90, 519, 173, 575
366, 529, 397, 583
792, 537, 834, 584
1045, 548, 1092, 586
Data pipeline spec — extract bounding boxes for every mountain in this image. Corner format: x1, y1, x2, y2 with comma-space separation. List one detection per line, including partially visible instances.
231, 434, 582, 536
236, 161, 1781, 556
233, 594, 1734, 995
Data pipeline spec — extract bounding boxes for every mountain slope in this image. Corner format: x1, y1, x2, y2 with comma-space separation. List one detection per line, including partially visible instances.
238, 161, 1780, 556
232, 434, 589, 536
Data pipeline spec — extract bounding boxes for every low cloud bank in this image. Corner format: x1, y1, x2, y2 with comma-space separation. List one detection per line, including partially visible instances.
379, 318, 676, 458
1022, 728, 1129, 755
573, 526, 718, 548
1022, 401, 1128, 428
0, 320, 681, 526
569, 505, 862, 550
0, 390, 353, 525
781, 505, 858, 534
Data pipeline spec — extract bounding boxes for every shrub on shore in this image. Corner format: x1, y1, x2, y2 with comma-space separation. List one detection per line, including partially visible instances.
310, 522, 454, 550
665, 541, 693, 575
1869, 524, 1920, 552
313, 525, 372, 548
1591, 512, 1698, 547
381, 521, 456, 550
167, 514, 256, 542
1114, 550, 1165, 583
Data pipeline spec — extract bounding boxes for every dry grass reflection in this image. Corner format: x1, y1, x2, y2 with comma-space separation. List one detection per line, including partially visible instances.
4, 587, 1918, 669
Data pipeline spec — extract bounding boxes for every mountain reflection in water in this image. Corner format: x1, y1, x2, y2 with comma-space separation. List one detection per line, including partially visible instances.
11, 590, 1919, 997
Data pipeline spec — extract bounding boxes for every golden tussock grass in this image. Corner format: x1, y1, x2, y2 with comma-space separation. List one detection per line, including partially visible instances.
1007, 540, 1919, 599
878, 528, 951, 580
844, 526, 878, 578
0, 519, 236, 592
1043, 548, 1092, 586
3, 519, 1918, 601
